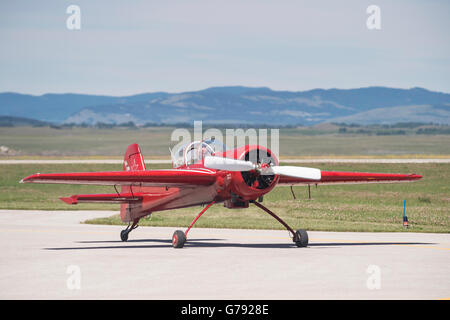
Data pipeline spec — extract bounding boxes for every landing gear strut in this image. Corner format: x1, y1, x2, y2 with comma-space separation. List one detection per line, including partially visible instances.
253, 201, 308, 247
172, 200, 216, 248
120, 218, 139, 242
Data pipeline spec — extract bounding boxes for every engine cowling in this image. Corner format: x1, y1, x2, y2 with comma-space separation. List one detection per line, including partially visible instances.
226, 145, 279, 201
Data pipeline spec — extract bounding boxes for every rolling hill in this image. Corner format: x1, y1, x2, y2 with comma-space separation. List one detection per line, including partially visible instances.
0, 86, 449, 125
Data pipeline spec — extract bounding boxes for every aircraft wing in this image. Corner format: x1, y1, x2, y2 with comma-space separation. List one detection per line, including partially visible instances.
21, 168, 218, 187
278, 171, 422, 186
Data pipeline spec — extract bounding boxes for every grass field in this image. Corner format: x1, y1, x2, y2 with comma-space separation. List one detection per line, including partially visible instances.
1, 126, 448, 233
1, 162, 448, 233
1, 126, 450, 157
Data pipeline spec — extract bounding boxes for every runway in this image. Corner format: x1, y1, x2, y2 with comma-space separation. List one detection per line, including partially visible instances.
0, 210, 448, 300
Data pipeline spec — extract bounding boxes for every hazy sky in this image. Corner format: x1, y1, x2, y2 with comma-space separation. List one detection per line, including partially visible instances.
1, 0, 449, 95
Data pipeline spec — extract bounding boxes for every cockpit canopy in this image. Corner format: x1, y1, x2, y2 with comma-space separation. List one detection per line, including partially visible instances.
172, 139, 227, 168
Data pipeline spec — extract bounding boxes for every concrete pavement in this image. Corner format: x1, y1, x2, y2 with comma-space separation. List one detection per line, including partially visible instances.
0, 210, 448, 299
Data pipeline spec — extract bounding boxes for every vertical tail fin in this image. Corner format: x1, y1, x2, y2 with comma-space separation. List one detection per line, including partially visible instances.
123, 143, 146, 171
121, 143, 146, 222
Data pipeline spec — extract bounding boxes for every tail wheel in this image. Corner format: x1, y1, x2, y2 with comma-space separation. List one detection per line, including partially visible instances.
120, 230, 129, 242
172, 230, 186, 248
294, 229, 308, 247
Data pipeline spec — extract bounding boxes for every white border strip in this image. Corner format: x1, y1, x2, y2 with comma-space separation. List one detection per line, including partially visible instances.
0, 158, 449, 164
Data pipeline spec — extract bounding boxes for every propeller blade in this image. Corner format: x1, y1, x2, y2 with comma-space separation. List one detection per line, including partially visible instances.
264, 166, 321, 180
204, 156, 321, 180
204, 156, 255, 171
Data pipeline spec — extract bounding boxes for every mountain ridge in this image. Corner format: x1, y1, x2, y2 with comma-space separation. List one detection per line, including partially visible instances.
1, 86, 449, 125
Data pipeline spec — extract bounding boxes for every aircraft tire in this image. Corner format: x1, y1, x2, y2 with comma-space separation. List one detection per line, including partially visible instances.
172, 230, 186, 248
120, 230, 129, 242
294, 229, 308, 247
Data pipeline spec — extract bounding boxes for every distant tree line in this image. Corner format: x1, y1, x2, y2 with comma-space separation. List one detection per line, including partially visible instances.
333, 122, 445, 129
1, 116, 449, 135
416, 127, 450, 134
337, 122, 450, 135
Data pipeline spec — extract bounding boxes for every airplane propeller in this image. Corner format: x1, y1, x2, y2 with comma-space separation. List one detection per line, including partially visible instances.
204, 156, 321, 180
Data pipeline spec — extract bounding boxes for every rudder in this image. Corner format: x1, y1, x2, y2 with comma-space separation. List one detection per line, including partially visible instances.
121, 143, 146, 222
123, 143, 146, 171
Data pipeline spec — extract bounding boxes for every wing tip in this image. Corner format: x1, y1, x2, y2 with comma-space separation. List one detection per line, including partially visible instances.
20, 173, 40, 184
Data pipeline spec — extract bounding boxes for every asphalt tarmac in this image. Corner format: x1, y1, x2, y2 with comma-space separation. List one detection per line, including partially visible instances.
0, 210, 448, 299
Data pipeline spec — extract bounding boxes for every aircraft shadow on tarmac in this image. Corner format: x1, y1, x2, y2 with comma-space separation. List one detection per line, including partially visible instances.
44, 239, 436, 250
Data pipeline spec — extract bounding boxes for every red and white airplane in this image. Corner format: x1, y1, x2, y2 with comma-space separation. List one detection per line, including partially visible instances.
21, 140, 422, 248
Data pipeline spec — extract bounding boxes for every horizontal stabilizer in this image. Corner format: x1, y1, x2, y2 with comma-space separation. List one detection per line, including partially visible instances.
60, 191, 176, 206
60, 193, 143, 205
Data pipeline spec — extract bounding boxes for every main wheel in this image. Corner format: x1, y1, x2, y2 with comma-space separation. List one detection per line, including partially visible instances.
172, 230, 186, 248
120, 230, 129, 242
294, 229, 308, 247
